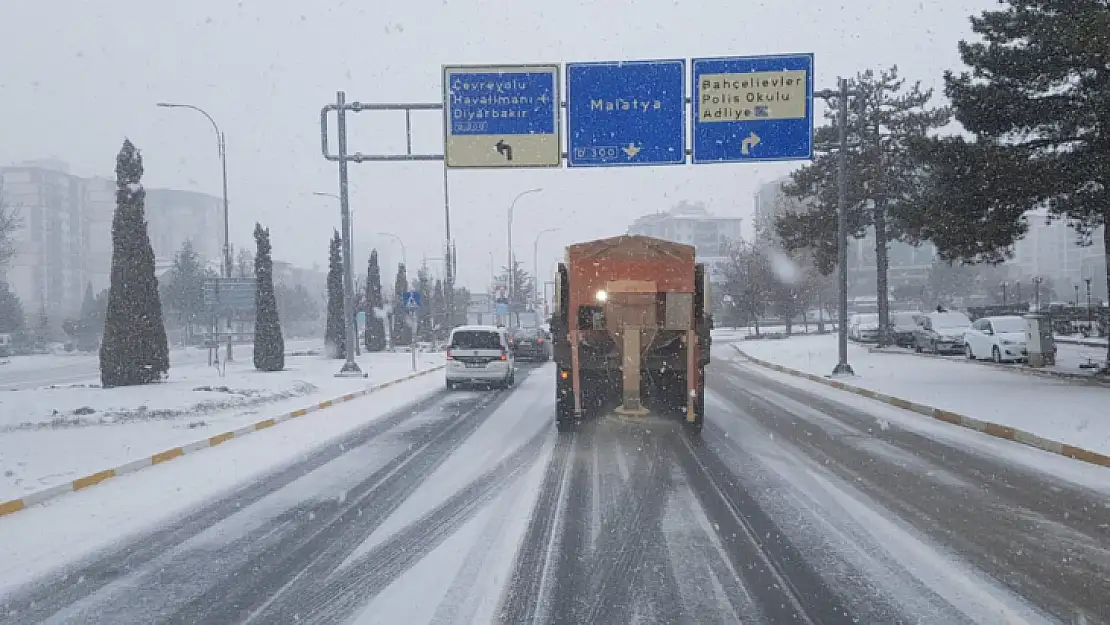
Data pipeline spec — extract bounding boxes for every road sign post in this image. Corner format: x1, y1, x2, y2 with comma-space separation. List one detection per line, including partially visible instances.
403, 290, 422, 371
566, 60, 686, 167
443, 65, 562, 168
692, 53, 814, 163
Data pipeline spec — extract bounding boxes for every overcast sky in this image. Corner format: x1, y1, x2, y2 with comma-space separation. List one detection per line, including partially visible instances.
0, 0, 993, 289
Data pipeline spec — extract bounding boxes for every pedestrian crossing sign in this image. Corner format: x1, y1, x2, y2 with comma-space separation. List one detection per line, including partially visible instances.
403, 290, 422, 310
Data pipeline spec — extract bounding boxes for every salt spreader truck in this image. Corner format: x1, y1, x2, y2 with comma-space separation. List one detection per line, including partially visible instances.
550, 235, 712, 433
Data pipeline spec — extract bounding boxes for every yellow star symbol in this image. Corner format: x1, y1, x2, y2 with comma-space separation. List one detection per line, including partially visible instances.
622, 143, 641, 158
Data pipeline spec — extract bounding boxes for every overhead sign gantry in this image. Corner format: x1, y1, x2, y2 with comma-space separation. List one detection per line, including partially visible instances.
440, 53, 814, 169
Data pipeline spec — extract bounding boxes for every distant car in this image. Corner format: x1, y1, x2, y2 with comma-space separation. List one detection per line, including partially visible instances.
964, 315, 1028, 363
445, 325, 515, 389
510, 327, 551, 362
889, 312, 922, 348
849, 313, 880, 342
913, 311, 971, 354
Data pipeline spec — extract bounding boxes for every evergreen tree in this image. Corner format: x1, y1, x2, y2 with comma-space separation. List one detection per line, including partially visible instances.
905, 0, 1109, 362
71, 282, 101, 351
0, 281, 24, 334
392, 263, 412, 346
498, 255, 533, 325
159, 240, 213, 342
276, 282, 319, 337
99, 139, 169, 386
253, 223, 284, 371
412, 263, 434, 341
775, 66, 950, 345
324, 230, 346, 359
364, 249, 386, 352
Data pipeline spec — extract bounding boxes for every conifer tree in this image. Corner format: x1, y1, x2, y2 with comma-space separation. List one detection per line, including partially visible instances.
325, 230, 346, 359
99, 140, 169, 387
364, 250, 386, 352
253, 223, 284, 371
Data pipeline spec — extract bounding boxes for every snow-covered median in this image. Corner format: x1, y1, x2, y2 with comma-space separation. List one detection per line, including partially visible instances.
0, 345, 444, 501
731, 333, 1110, 457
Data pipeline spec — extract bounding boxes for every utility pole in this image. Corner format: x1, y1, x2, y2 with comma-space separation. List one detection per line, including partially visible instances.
157, 101, 235, 363
506, 188, 542, 328
815, 78, 860, 376
321, 91, 367, 378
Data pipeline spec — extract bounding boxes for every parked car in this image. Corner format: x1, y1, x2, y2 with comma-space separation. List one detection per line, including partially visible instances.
913, 311, 972, 354
849, 313, 880, 342
964, 315, 1028, 363
445, 325, 515, 389
510, 327, 551, 362
890, 312, 922, 348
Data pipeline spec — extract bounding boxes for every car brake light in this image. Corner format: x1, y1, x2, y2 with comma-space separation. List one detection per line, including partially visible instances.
500, 347, 507, 361
536, 338, 544, 344
446, 349, 452, 360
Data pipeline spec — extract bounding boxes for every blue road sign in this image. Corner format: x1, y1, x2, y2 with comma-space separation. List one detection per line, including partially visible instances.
402, 290, 422, 311
692, 53, 814, 164
443, 65, 562, 168
566, 60, 686, 167
495, 303, 510, 316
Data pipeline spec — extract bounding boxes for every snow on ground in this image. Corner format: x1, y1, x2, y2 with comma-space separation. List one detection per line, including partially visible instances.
729, 333, 1110, 457
712, 351, 1110, 497
704, 389, 1057, 625
0, 372, 444, 596
0, 343, 444, 502
343, 364, 554, 566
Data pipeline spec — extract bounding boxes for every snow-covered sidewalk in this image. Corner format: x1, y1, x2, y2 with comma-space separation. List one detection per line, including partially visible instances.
730, 333, 1110, 457
0, 344, 444, 502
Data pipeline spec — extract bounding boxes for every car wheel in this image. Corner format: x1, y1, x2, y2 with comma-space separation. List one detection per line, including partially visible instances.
965, 344, 975, 360
992, 346, 1003, 363
914, 343, 922, 353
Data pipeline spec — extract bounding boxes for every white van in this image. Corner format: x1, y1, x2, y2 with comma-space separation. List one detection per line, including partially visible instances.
445, 325, 515, 389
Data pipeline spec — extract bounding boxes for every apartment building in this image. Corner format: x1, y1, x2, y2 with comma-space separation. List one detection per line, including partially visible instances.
627, 201, 743, 283
1, 161, 223, 325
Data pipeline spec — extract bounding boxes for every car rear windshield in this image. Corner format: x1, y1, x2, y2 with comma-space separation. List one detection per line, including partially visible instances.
450, 331, 502, 350
934, 313, 970, 328
893, 313, 919, 326
991, 317, 1026, 333
514, 329, 540, 339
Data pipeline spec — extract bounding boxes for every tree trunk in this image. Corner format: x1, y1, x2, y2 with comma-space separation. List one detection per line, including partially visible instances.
875, 199, 891, 347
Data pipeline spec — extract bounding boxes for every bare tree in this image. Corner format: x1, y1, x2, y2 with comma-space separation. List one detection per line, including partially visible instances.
0, 194, 20, 271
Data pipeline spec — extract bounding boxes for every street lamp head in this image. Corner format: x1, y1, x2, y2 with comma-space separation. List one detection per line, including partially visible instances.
312, 191, 338, 198
156, 102, 184, 108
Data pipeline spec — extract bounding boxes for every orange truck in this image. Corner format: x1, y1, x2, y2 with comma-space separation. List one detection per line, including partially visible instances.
550, 235, 712, 433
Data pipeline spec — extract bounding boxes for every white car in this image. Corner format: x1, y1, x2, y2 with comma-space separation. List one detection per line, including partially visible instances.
445, 325, 515, 389
849, 313, 880, 342
964, 315, 1028, 363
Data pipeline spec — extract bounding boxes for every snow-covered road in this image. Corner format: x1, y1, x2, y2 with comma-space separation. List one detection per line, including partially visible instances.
2, 355, 1107, 623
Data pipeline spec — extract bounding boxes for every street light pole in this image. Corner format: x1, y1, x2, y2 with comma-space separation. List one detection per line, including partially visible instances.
313, 191, 353, 262
507, 188, 542, 327
157, 102, 231, 279
534, 227, 559, 306
375, 232, 407, 270
158, 101, 235, 362
815, 78, 857, 377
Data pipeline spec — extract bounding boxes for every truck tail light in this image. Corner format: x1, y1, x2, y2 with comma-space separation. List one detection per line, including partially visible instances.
536, 338, 544, 344
500, 347, 508, 361
446, 349, 453, 360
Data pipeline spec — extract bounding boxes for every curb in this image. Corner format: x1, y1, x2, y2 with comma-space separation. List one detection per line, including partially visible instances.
865, 345, 1110, 386
1054, 336, 1108, 348
0, 365, 445, 519
730, 344, 1110, 470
